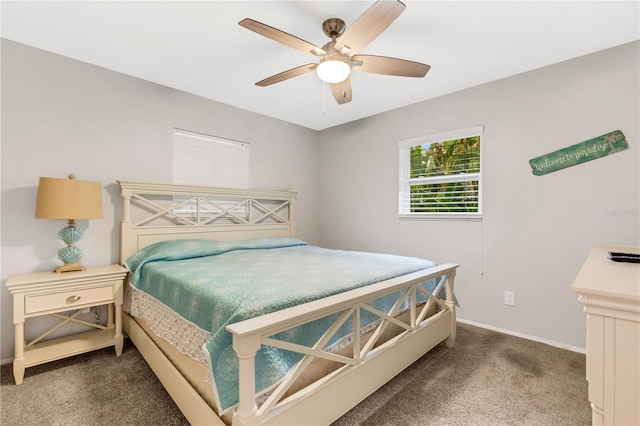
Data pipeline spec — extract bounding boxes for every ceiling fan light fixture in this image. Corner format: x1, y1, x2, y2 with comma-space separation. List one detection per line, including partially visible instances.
316, 56, 350, 84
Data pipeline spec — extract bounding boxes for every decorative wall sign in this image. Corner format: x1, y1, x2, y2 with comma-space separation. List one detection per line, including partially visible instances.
529, 130, 628, 176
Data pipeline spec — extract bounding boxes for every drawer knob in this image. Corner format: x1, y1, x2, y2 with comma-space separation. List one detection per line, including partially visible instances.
66, 295, 82, 303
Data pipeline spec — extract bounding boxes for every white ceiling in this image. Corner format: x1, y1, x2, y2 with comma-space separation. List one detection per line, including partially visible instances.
2, 1, 639, 131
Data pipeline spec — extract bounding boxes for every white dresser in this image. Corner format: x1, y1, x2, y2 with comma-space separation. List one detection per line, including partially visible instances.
572, 245, 640, 426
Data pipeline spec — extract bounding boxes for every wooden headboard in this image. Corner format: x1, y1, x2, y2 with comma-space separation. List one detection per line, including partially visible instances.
118, 181, 297, 264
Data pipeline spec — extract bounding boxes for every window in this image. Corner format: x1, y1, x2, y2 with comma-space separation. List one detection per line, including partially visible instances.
399, 125, 483, 220
173, 129, 250, 218
173, 129, 249, 188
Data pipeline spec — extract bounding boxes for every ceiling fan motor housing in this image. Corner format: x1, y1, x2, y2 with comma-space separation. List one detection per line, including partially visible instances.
322, 18, 346, 39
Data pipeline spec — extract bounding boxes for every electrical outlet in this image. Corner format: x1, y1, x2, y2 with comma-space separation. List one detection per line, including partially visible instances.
504, 291, 515, 306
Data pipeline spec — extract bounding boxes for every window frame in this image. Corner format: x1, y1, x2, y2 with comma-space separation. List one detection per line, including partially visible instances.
398, 125, 484, 221
172, 129, 250, 219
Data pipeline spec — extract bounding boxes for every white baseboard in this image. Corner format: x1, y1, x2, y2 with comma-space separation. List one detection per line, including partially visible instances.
1, 357, 14, 366
457, 318, 586, 354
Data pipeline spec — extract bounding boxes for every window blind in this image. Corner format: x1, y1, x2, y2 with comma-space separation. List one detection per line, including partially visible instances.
173, 129, 249, 188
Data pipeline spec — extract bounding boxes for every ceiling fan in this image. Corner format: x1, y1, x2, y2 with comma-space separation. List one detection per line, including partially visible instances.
239, 0, 430, 105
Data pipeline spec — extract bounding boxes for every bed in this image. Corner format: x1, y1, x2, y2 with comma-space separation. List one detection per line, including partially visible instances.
118, 180, 459, 425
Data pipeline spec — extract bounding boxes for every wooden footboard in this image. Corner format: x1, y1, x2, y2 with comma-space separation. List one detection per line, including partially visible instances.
263, 311, 452, 425
228, 263, 458, 425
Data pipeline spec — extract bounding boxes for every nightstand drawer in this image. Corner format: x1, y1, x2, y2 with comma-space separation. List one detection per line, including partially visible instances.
25, 284, 115, 314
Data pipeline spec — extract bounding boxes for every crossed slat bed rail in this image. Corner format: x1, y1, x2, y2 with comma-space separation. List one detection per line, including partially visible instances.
227, 263, 458, 425
119, 180, 296, 226
118, 180, 298, 264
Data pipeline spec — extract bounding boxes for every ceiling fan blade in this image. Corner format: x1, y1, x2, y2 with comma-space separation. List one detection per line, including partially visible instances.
335, 0, 405, 55
256, 63, 318, 87
352, 54, 430, 77
330, 77, 353, 104
239, 18, 326, 56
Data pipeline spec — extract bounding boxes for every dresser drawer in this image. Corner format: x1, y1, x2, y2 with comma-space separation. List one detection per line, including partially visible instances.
25, 284, 115, 314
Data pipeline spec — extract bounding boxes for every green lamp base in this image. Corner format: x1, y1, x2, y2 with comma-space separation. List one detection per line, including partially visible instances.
55, 221, 86, 274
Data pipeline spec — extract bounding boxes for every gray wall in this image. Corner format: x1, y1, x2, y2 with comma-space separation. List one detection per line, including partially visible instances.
0, 39, 320, 362
1, 38, 638, 363
317, 41, 640, 350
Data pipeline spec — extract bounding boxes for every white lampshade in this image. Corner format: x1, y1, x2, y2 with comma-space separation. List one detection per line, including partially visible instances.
316, 58, 350, 84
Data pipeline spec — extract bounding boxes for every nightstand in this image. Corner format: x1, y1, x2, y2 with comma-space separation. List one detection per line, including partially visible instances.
5, 264, 128, 384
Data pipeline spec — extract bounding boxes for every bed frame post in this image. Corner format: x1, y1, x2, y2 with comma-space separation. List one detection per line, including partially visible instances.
119, 190, 132, 265
445, 268, 457, 347
120, 188, 136, 265
122, 192, 131, 224
288, 191, 297, 237
233, 334, 261, 425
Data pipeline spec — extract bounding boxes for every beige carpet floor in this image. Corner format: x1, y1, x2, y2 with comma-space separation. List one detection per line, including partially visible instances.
1, 323, 590, 425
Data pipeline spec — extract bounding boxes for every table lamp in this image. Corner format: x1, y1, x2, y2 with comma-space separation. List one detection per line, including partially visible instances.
35, 174, 103, 273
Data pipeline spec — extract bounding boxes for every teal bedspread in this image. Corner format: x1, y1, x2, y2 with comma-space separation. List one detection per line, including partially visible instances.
126, 237, 437, 412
